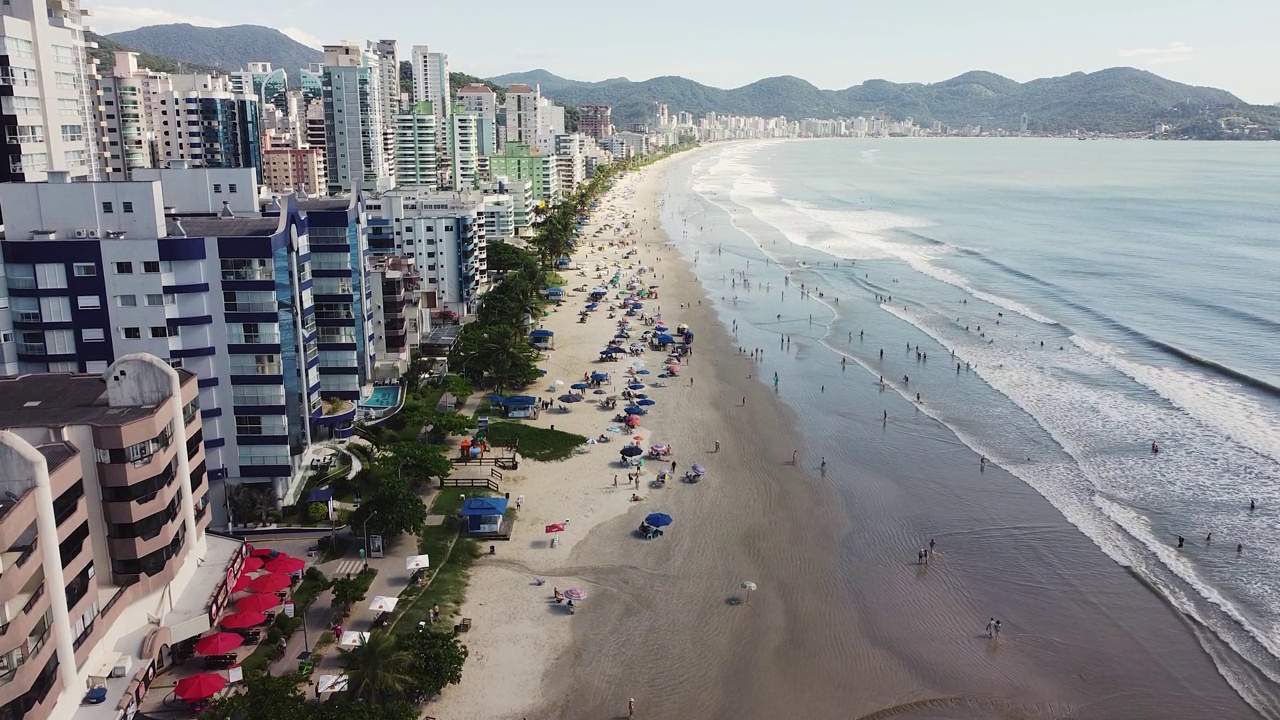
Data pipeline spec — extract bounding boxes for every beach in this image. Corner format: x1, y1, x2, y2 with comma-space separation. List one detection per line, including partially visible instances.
427, 149, 1263, 720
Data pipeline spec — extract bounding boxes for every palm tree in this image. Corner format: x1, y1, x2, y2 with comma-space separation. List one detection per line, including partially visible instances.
340, 631, 414, 703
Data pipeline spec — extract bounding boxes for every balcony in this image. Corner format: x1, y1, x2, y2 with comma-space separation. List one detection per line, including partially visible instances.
16, 342, 45, 355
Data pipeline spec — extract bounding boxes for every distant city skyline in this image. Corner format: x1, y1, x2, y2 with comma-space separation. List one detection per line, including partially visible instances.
90, 1, 1279, 104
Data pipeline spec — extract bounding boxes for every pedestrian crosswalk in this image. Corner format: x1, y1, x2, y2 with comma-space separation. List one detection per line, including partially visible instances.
332, 559, 365, 577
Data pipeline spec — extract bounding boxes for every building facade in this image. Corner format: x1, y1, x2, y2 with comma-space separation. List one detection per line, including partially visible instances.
409, 46, 449, 122
579, 104, 612, 140
0, 353, 243, 720
322, 41, 393, 194
0, 0, 103, 184
394, 101, 438, 188
486, 143, 559, 205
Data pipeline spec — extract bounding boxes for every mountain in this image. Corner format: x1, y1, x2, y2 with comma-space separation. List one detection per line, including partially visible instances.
490, 68, 1274, 133
86, 32, 222, 76
105, 24, 321, 74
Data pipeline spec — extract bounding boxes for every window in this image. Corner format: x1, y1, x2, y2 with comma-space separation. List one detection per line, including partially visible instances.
228, 322, 280, 345
238, 445, 290, 467
56, 98, 81, 116
61, 124, 83, 142
122, 327, 141, 339
149, 326, 168, 338
73, 263, 96, 277
102, 202, 114, 214
115, 261, 133, 274
36, 264, 66, 289
77, 295, 101, 309
223, 291, 276, 313
0, 37, 35, 59
229, 354, 281, 375
54, 72, 78, 90
117, 294, 137, 307
51, 45, 76, 64
45, 329, 75, 354
235, 415, 286, 436
232, 385, 285, 405
39, 296, 72, 322
229, 183, 238, 193
5, 124, 43, 142
86, 360, 108, 373
82, 328, 105, 342
213, 184, 222, 193
2, 96, 40, 116
10, 296, 40, 322
5, 263, 36, 289
123, 201, 134, 214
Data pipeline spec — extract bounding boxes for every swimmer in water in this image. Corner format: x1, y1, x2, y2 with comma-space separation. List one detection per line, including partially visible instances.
1151, 441, 1159, 454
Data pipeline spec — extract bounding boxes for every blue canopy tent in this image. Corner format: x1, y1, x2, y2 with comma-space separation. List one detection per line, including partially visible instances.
545, 287, 566, 300
530, 328, 555, 349
656, 334, 675, 345
460, 497, 509, 535
490, 394, 539, 419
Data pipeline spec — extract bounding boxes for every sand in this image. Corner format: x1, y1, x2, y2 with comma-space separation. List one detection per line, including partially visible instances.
426, 150, 1262, 720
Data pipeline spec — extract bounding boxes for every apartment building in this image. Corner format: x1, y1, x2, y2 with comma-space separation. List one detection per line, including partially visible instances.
322, 41, 393, 194
394, 101, 438, 189
0, 168, 368, 510
456, 84, 498, 155
449, 104, 478, 191
480, 177, 533, 238
368, 254, 420, 380
409, 46, 449, 122
503, 84, 541, 147
261, 146, 325, 197
227, 62, 287, 112
365, 189, 488, 316
578, 104, 613, 140
0, 0, 103, 183
486, 143, 559, 205
0, 353, 243, 720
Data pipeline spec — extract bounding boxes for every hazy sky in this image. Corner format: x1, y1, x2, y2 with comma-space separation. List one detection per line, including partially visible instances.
90, 0, 1279, 104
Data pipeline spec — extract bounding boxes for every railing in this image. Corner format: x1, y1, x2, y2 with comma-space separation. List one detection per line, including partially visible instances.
440, 477, 500, 492
22, 583, 45, 614
16, 342, 45, 354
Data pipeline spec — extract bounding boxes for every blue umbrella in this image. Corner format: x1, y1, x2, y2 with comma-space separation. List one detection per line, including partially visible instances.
637, 398, 656, 406
570, 382, 589, 390
591, 372, 609, 381
633, 393, 648, 399
620, 446, 643, 458
627, 383, 645, 390
624, 405, 644, 415
632, 303, 644, 309
615, 333, 629, 339
602, 347, 624, 355
644, 512, 673, 527
635, 369, 650, 375
656, 334, 674, 343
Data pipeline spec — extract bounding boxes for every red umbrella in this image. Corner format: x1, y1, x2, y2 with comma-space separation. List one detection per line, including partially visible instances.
229, 575, 251, 593
544, 523, 566, 533
193, 632, 243, 656
250, 548, 280, 559
247, 573, 291, 593
236, 593, 281, 613
220, 611, 266, 629
241, 557, 264, 573
264, 556, 305, 574
175, 672, 227, 701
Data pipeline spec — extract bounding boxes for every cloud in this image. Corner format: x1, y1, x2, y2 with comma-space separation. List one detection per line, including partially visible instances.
89, 6, 228, 34
280, 27, 325, 50
1118, 41, 1194, 64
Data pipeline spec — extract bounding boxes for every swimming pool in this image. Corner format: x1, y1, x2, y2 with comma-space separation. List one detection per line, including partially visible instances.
361, 386, 400, 409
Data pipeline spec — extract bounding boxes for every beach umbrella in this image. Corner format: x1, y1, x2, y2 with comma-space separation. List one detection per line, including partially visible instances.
368, 596, 398, 613
563, 588, 588, 602
633, 303, 644, 309
220, 611, 266, 629
626, 415, 641, 427
250, 548, 280, 559
406, 554, 430, 571
624, 405, 644, 415
236, 593, 281, 613
620, 446, 643, 458
559, 394, 582, 403
175, 673, 227, 702
570, 382, 589, 390
636, 369, 650, 375
627, 383, 644, 390
337, 631, 370, 649
193, 632, 243, 656
545, 523, 566, 533
634, 435, 645, 442
741, 580, 757, 604
241, 557, 264, 573
264, 556, 305, 574
614, 333, 629, 340
590, 372, 609, 381
633, 393, 648, 399
650, 443, 668, 452
247, 573, 290, 593
656, 334, 675, 344
554, 379, 565, 386
691, 463, 706, 476
637, 398, 656, 406
644, 512, 673, 528
229, 575, 251, 593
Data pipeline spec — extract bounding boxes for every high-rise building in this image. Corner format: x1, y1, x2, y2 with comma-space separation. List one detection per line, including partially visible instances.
394, 101, 438, 188
0, 0, 103, 184
456, 85, 498, 155
481, 177, 533, 237
579, 105, 613, 140
228, 62, 288, 112
0, 168, 371, 510
410, 46, 450, 122
365, 189, 488, 316
450, 103, 479, 191
373, 40, 400, 184
504, 84, 542, 146
368, 254, 420, 379
486, 143, 559, 205
0, 353, 244, 720
322, 41, 394, 194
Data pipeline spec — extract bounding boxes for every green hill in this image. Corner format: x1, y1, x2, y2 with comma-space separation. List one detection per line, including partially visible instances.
104, 23, 321, 74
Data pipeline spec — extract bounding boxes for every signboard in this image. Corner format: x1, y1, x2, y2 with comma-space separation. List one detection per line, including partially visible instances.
369, 534, 384, 559
283, 601, 295, 618
228, 664, 243, 684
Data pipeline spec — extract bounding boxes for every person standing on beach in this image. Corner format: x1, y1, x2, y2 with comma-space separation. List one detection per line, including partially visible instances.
994, 620, 1002, 637
792, 450, 798, 464
629, 698, 635, 718
986, 618, 996, 638
715, 440, 721, 452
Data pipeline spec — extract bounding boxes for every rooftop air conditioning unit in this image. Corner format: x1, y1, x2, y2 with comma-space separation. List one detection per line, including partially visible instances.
74, 229, 88, 238
87, 229, 101, 238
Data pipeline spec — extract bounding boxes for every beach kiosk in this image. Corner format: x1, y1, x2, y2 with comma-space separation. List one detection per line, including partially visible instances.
489, 394, 539, 419
530, 328, 555, 350
460, 497, 509, 535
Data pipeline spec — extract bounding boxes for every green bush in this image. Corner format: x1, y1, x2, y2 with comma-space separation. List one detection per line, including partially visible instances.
307, 502, 329, 523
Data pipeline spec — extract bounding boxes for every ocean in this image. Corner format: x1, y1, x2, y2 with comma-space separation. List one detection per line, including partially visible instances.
661, 138, 1280, 714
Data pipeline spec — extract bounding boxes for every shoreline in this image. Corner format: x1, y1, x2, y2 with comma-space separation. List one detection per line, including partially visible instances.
428, 147, 1262, 720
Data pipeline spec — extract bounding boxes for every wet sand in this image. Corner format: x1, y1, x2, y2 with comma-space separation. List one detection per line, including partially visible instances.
528, 154, 1261, 720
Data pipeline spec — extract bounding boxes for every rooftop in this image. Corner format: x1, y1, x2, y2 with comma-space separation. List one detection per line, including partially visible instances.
507, 84, 535, 93
178, 216, 280, 238
458, 84, 495, 95
0, 370, 193, 430
37, 442, 79, 472
298, 197, 353, 211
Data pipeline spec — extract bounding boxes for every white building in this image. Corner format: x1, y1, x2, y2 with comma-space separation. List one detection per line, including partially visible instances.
457, 84, 498, 156
481, 176, 533, 237
450, 104, 479, 191
504, 84, 542, 146
322, 41, 394, 193
395, 101, 438, 188
0, 0, 103, 183
365, 189, 488, 316
410, 45, 450, 123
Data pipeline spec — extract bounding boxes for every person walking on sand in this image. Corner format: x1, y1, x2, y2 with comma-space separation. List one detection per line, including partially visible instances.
820, 457, 827, 470
919, 549, 926, 565
614, 475, 619, 488
929, 538, 936, 553
715, 440, 721, 452
742, 396, 747, 406
986, 618, 996, 638
792, 450, 798, 464
629, 698, 635, 718
994, 620, 1002, 637
671, 460, 677, 474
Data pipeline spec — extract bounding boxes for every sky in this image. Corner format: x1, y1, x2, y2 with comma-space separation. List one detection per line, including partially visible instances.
88, 0, 1280, 104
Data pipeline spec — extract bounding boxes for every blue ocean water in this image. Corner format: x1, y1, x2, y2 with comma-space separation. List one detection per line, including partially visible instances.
663, 138, 1280, 712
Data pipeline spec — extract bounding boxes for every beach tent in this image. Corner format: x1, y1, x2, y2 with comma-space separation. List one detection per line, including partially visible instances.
460, 497, 509, 534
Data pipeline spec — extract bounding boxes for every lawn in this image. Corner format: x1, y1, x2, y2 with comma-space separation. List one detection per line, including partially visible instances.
389, 491, 487, 633
485, 421, 585, 462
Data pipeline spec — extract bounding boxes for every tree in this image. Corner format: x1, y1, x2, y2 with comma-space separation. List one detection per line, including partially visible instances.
349, 475, 427, 537
227, 484, 277, 525
422, 411, 476, 445
200, 672, 307, 720
397, 630, 469, 699
330, 574, 369, 611
486, 242, 540, 276
340, 631, 415, 704
380, 441, 454, 485
449, 323, 540, 391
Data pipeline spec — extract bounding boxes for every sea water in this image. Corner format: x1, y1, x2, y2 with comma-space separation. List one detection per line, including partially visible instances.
661, 138, 1280, 713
